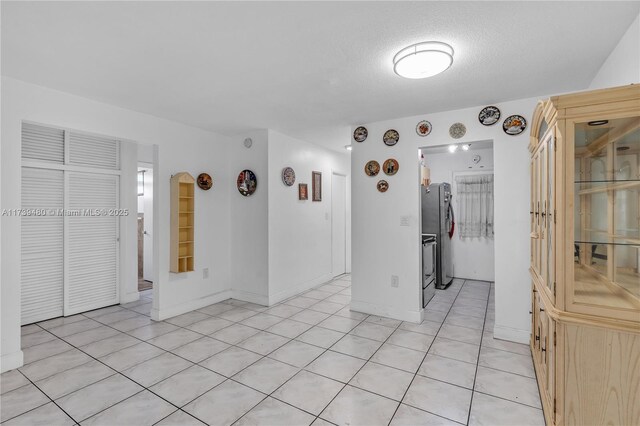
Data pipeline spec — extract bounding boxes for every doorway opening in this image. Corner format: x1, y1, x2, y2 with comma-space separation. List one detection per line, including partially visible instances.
137, 155, 154, 293
332, 172, 347, 277
418, 140, 495, 305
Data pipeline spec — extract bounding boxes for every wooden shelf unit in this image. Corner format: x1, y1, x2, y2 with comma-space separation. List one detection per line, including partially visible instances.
170, 172, 195, 273
529, 85, 640, 426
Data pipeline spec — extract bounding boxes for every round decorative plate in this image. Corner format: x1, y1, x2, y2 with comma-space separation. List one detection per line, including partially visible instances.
364, 160, 380, 177
237, 169, 257, 196
281, 167, 295, 186
416, 120, 432, 137
478, 106, 501, 126
353, 126, 368, 142
383, 129, 399, 146
383, 158, 399, 176
197, 173, 213, 190
377, 180, 389, 193
503, 115, 527, 135
449, 122, 466, 139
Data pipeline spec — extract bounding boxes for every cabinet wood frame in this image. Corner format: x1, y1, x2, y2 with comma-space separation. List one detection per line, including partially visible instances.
529, 85, 640, 426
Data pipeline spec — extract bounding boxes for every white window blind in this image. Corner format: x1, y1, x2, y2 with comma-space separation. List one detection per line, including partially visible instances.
455, 174, 494, 238
21, 167, 64, 324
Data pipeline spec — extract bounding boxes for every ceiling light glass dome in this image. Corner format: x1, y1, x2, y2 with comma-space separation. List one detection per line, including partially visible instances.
393, 41, 454, 79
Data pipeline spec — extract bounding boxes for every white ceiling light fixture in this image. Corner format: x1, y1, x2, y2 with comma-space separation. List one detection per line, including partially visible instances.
393, 41, 454, 79
448, 145, 458, 153
345, 145, 353, 151
462, 144, 470, 151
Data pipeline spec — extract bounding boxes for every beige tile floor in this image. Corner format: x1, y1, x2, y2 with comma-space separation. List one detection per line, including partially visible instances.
0, 276, 545, 425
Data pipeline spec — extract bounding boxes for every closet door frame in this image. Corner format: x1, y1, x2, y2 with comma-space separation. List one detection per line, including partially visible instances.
21, 121, 123, 321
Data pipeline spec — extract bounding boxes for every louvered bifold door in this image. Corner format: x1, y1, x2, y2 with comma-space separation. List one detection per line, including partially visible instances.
21, 167, 64, 324
65, 172, 119, 315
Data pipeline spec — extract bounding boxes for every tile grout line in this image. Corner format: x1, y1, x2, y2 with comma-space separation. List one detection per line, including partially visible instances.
385, 278, 466, 426
465, 282, 492, 426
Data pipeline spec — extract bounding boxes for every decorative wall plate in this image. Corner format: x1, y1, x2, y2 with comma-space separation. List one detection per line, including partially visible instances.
503, 115, 527, 135
383, 129, 399, 146
364, 160, 380, 176
197, 173, 213, 190
237, 169, 257, 196
383, 158, 399, 176
416, 120, 432, 136
377, 180, 389, 193
478, 106, 501, 126
243, 137, 253, 148
449, 122, 466, 139
353, 126, 368, 142
281, 167, 296, 186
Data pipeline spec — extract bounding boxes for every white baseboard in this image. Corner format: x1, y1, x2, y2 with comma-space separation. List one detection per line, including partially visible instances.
120, 291, 140, 305
1, 350, 24, 373
268, 273, 334, 306
493, 324, 530, 344
232, 290, 269, 306
350, 299, 422, 323
152, 289, 233, 321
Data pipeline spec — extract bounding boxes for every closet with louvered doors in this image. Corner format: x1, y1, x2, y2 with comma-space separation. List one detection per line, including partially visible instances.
20, 122, 122, 324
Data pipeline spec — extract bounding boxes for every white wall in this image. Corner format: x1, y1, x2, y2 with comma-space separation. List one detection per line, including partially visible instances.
420, 146, 495, 281
1, 77, 233, 371
229, 130, 270, 305
589, 12, 640, 90
267, 130, 350, 304
352, 97, 539, 342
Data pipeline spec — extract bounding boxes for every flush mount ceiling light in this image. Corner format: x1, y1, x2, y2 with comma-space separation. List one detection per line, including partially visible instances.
345, 145, 353, 151
448, 145, 458, 153
462, 144, 470, 151
393, 41, 454, 79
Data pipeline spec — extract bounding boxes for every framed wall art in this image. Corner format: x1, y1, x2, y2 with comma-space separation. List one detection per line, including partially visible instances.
298, 183, 308, 200
312, 171, 322, 201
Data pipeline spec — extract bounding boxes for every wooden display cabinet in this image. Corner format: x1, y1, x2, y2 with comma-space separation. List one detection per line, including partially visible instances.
529, 85, 639, 426
170, 172, 195, 273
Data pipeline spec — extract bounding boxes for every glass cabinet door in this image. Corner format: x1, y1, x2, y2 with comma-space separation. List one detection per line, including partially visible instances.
572, 115, 640, 319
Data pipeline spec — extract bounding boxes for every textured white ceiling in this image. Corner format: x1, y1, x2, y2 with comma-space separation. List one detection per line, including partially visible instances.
2, 1, 638, 151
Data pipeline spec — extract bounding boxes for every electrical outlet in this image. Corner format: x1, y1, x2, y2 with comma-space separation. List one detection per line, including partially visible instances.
391, 275, 399, 288
203, 268, 209, 279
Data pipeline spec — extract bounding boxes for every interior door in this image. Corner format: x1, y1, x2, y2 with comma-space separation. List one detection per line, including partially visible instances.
21, 167, 65, 324
65, 172, 120, 315
332, 173, 346, 277
141, 166, 154, 282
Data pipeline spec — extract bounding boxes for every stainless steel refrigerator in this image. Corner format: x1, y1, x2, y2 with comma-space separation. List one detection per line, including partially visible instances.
421, 183, 454, 289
